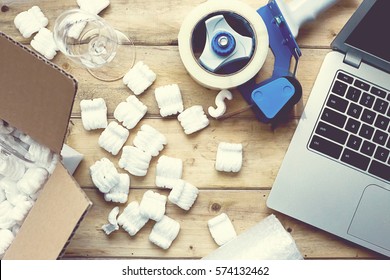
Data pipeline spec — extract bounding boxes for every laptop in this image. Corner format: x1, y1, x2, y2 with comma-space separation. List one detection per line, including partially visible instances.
267, 0, 390, 257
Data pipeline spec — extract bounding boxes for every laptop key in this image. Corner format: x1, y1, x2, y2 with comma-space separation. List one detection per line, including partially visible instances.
341, 148, 370, 171
347, 135, 362, 150
327, 94, 349, 113
373, 130, 388, 146
361, 109, 377, 125
374, 147, 389, 163
346, 86, 361, 102
370, 86, 387, 99
373, 99, 388, 114
332, 81, 348, 96
347, 103, 363, 119
368, 160, 390, 182
337, 72, 354, 84
359, 124, 375, 140
309, 135, 342, 159
359, 92, 375, 108
315, 121, 348, 144
354, 79, 370, 91
321, 108, 347, 128
374, 114, 389, 131
360, 140, 376, 157
345, 118, 361, 134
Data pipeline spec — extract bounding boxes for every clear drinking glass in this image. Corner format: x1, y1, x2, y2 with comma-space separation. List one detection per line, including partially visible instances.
53, 9, 135, 81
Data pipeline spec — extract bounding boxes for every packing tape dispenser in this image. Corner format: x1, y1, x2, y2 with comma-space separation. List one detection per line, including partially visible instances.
178, 0, 339, 123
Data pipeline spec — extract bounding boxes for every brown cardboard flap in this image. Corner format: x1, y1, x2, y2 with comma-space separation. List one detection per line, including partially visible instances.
0, 32, 77, 154
3, 163, 92, 260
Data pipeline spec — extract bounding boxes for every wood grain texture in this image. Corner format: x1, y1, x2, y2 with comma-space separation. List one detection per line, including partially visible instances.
51, 47, 326, 117
67, 117, 297, 189
0, 0, 362, 47
64, 189, 381, 259
1, 0, 381, 259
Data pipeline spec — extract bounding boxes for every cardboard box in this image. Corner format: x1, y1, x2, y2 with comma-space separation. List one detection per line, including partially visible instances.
0, 32, 92, 259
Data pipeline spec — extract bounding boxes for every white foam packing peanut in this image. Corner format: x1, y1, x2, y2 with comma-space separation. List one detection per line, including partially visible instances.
77, 0, 110, 15
168, 180, 199, 211
90, 157, 120, 194
149, 215, 180, 250
117, 201, 148, 236
0, 200, 16, 230
104, 173, 130, 204
0, 155, 25, 181
64, 13, 87, 40
118, 146, 152, 177
208, 213, 237, 246
98, 121, 129, 156
1, 178, 28, 206
16, 167, 48, 196
101, 206, 120, 235
178, 105, 209, 135
24, 140, 59, 174
133, 124, 167, 157
24, 137, 50, 161
155, 155, 183, 189
154, 84, 184, 117
215, 142, 243, 173
80, 98, 108, 131
30, 28, 59, 60
0, 229, 14, 257
10, 200, 34, 225
113, 95, 147, 130
14, 6, 48, 38
139, 190, 166, 222
0, 199, 31, 230
123, 61, 156, 96
208, 89, 233, 119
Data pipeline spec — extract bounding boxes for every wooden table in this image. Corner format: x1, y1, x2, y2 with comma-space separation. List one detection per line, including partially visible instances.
1, 0, 385, 259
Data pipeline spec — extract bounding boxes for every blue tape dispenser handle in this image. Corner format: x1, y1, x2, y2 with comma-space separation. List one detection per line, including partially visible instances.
251, 76, 302, 123
238, 0, 302, 124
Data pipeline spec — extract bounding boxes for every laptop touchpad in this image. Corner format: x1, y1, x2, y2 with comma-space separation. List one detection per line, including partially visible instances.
348, 185, 390, 250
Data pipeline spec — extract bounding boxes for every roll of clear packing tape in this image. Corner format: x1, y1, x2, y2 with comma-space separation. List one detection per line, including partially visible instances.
178, 0, 269, 90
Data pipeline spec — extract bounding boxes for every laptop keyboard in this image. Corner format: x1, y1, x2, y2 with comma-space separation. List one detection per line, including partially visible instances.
308, 70, 390, 183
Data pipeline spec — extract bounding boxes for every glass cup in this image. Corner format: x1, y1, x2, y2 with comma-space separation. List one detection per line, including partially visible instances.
53, 9, 135, 81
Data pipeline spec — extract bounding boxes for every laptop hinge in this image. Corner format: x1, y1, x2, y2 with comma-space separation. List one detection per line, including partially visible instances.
344, 51, 362, 68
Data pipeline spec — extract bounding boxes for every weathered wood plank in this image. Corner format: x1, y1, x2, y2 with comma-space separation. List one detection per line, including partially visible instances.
64, 189, 382, 259
67, 117, 297, 189
52, 47, 327, 118
0, 37, 327, 119
0, 0, 362, 47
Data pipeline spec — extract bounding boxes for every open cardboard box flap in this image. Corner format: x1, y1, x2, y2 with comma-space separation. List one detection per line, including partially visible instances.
0, 32, 92, 259
0, 32, 76, 154
4, 163, 91, 259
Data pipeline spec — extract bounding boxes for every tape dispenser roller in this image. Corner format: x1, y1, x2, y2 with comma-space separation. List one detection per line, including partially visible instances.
178, 0, 339, 124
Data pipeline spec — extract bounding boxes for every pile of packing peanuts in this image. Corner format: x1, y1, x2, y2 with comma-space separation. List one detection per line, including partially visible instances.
13, 0, 244, 250
0, 121, 59, 257
83, 60, 243, 249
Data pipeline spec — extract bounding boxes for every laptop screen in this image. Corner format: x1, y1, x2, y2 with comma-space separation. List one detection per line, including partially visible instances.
345, 0, 390, 63
332, 0, 390, 73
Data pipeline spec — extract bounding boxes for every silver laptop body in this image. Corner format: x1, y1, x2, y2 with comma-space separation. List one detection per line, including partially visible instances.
267, 0, 390, 257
